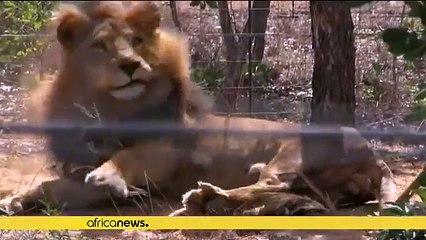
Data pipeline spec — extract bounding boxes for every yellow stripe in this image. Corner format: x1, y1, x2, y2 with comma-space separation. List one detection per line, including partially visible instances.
0, 216, 425, 230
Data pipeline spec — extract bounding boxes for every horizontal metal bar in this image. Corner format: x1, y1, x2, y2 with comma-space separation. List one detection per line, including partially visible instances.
0, 122, 423, 142
1, 31, 423, 38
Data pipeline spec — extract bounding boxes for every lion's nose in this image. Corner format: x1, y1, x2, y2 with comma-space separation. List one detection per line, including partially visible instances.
119, 61, 140, 77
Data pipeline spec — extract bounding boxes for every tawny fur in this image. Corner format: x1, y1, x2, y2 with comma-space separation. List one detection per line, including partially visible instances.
25, 1, 199, 174
0, 1, 396, 216
30, 1, 191, 124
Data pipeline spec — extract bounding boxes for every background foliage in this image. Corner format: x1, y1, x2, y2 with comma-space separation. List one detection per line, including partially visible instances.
0, 1, 54, 61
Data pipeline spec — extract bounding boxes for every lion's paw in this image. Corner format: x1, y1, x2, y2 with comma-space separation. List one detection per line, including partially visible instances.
84, 169, 129, 199
0, 196, 24, 216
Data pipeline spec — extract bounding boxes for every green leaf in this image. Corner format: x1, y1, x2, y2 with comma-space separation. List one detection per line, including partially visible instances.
405, 104, 426, 121
383, 28, 426, 59
383, 28, 412, 49
403, 44, 426, 60
2, 1, 16, 8
418, 81, 426, 91
418, 171, 426, 187
412, 187, 426, 202
380, 203, 406, 216
415, 87, 426, 101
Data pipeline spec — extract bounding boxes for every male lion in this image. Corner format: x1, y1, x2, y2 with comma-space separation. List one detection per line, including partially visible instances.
25, 1, 212, 175
0, 1, 205, 214
0, 1, 395, 216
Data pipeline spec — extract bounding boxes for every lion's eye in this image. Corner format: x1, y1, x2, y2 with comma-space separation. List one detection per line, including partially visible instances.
131, 36, 143, 47
91, 41, 108, 51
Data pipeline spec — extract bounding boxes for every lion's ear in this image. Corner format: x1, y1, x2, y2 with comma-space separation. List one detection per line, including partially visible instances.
125, 1, 160, 35
53, 4, 89, 52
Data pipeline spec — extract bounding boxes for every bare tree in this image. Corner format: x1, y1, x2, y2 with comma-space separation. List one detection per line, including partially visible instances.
169, 1, 182, 31
217, 0, 271, 112
252, 1, 271, 62
309, 1, 356, 126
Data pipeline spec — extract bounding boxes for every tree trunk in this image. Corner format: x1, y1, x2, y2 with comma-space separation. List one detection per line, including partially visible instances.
252, 1, 271, 62
217, 0, 271, 112
217, 0, 243, 112
169, 1, 182, 31
309, 1, 356, 126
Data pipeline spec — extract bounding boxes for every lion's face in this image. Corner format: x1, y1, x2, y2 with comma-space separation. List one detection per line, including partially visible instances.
38, 1, 196, 168
69, 19, 154, 101
54, 1, 167, 102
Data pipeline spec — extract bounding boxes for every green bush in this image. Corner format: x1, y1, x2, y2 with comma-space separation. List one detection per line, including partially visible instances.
347, 1, 426, 239
376, 183, 426, 240
0, 1, 54, 62
379, 1, 426, 121
190, 66, 224, 91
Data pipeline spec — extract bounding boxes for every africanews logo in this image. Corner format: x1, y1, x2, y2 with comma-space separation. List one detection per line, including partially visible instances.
86, 217, 149, 228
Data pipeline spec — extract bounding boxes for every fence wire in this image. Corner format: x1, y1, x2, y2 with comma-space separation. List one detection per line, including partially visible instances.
1, 1, 426, 154
1, 122, 426, 143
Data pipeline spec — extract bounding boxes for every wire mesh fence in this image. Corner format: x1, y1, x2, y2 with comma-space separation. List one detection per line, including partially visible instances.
0, 1, 425, 149
0, 4, 426, 234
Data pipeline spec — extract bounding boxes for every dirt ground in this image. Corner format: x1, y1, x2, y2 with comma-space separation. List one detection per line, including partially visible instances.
0, 142, 424, 239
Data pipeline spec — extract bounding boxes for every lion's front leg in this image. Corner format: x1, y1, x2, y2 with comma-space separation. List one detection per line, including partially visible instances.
0, 178, 111, 215
84, 142, 183, 199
